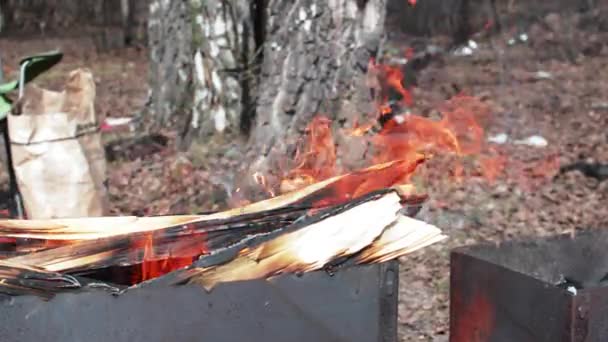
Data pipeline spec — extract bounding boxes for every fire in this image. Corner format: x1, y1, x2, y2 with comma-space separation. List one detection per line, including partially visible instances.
281, 116, 338, 194
270, 58, 511, 198
133, 226, 209, 283
368, 57, 414, 107
129, 49, 551, 285
346, 119, 375, 137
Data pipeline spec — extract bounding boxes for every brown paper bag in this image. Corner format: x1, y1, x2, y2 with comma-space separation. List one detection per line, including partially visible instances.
7, 68, 108, 219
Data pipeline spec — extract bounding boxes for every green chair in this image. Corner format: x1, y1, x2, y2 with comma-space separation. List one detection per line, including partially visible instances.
0, 50, 63, 218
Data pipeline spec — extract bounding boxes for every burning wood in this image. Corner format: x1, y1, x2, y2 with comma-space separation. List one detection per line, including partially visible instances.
174, 189, 445, 291
0, 158, 424, 242
0, 163, 445, 297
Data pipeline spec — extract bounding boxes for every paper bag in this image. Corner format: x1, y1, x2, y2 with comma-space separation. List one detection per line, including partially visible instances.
8, 68, 108, 218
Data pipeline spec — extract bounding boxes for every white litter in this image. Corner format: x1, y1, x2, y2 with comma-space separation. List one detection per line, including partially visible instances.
519, 33, 529, 42
513, 135, 548, 147
453, 40, 479, 57
534, 71, 552, 79
487, 133, 509, 144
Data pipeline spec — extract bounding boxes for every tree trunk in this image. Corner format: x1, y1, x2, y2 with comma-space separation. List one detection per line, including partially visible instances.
246, 0, 386, 184
147, 0, 257, 148
147, 0, 193, 128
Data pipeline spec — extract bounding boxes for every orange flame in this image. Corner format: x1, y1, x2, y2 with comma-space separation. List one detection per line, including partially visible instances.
133, 226, 209, 284
372, 95, 489, 168
369, 58, 414, 107
129, 53, 553, 285
281, 116, 338, 193
346, 119, 375, 137
271, 58, 503, 197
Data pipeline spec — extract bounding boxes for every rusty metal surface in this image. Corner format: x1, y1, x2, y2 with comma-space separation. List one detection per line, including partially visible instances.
0, 261, 398, 342
450, 230, 608, 342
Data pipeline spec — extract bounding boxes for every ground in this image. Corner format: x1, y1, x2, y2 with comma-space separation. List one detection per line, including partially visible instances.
2, 11, 608, 341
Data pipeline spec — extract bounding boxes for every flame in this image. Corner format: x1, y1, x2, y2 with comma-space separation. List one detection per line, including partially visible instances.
129, 54, 547, 285
302, 157, 426, 209
373, 94, 489, 163
369, 57, 414, 107
268, 58, 504, 198
345, 119, 375, 137
133, 225, 209, 283
281, 116, 338, 193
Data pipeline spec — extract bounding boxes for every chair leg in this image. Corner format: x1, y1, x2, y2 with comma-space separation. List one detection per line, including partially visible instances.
1, 119, 24, 218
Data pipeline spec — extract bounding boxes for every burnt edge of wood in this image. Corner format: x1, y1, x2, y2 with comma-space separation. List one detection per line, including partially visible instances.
166, 189, 396, 286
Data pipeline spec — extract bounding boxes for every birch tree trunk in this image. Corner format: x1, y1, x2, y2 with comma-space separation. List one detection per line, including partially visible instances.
147, 0, 256, 148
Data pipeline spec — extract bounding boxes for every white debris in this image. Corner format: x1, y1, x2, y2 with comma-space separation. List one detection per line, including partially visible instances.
454, 40, 479, 56
567, 286, 577, 296
514, 135, 548, 147
519, 33, 529, 42
453, 40, 479, 57
487, 133, 509, 144
454, 46, 474, 56
508, 33, 529, 46
534, 71, 552, 79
